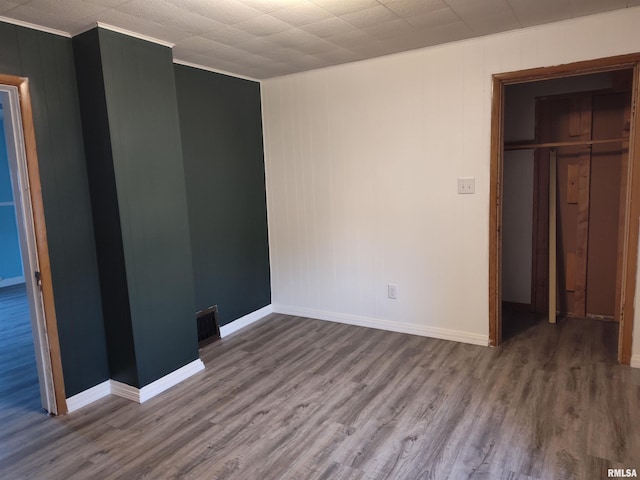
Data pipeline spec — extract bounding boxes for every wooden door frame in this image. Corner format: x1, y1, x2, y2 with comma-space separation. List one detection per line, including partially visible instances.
489, 53, 640, 365
0, 73, 67, 413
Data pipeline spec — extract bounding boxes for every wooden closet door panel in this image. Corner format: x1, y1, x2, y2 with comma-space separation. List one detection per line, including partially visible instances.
541, 96, 590, 316
587, 92, 627, 317
534, 94, 592, 317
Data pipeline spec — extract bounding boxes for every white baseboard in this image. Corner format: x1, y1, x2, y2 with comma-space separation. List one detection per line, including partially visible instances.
631, 355, 640, 369
220, 304, 273, 338
67, 359, 205, 411
109, 379, 139, 403
66, 380, 111, 413
111, 358, 205, 403
272, 304, 489, 347
0, 276, 25, 288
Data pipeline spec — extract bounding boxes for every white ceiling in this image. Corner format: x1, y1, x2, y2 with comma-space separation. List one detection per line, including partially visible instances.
0, 0, 638, 79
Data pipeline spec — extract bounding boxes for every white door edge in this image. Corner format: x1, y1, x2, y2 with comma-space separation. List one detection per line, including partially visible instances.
0, 86, 57, 414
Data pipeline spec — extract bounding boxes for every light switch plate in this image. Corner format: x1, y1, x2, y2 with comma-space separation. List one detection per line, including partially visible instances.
458, 177, 475, 194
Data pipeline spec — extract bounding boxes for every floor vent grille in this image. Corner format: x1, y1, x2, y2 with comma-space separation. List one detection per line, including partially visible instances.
197, 305, 220, 347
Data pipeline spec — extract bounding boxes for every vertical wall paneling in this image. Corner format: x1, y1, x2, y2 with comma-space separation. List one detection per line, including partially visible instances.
588, 92, 628, 317
74, 28, 198, 389
0, 21, 109, 396
73, 28, 138, 387
501, 149, 534, 304
262, 7, 640, 356
174, 65, 270, 326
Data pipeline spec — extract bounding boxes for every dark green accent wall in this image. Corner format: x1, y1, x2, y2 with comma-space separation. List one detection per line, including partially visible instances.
174, 65, 270, 326
74, 28, 199, 388
0, 21, 109, 396
73, 29, 138, 387
1, 20, 269, 397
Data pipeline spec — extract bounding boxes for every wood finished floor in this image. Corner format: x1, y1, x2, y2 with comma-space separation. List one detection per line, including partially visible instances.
1, 298, 639, 479
0, 284, 41, 415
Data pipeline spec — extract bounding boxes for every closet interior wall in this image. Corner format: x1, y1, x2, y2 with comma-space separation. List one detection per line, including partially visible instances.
502, 71, 631, 324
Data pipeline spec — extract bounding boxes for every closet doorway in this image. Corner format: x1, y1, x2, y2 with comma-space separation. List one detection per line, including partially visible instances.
489, 54, 640, 365
528, 86, 631, 322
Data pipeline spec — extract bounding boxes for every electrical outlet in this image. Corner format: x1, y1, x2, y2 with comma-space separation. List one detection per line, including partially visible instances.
388, 283, 398, 299
457, 177, 475, 194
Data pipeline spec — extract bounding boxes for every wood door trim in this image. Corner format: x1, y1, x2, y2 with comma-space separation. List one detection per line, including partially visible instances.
615, 93, 632, 333
619, 65, 640, 364
489, 53, 640, 364
0, 73, 68, 413
489, 74, 503, 346
493, 53, 640, 85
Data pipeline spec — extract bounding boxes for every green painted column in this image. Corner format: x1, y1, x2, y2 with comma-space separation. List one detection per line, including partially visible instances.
73, 28, 198, 388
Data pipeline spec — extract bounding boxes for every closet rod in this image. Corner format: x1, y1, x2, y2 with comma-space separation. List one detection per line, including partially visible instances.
504, 137, 627, 151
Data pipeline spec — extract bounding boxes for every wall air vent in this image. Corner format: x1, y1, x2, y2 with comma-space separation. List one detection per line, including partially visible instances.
196, 305, 220, 347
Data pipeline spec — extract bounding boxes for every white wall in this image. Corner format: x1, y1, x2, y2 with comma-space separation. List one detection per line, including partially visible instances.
501, 150, 534, 304
501, 73, 614, 304
262, 7, 640, 356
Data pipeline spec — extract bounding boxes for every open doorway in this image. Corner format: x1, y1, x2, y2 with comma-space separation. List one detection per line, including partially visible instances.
501, 72, 631, 344
0, 77, 66, 414
489, 54, 640, 365
0, 98, 41, 414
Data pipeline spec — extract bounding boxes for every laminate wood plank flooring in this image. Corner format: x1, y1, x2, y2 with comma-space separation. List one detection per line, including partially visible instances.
1, 307, 639, 479
0, 284, 41, 414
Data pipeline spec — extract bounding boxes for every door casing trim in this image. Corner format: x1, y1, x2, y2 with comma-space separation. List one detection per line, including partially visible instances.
489, 53, 640, 365
0, 73, 67, 413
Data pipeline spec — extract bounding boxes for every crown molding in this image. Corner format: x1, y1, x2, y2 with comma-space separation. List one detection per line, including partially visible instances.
173, 59, 260, 83
0, 16, 70, 37
95, 22, 175, 47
